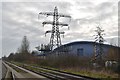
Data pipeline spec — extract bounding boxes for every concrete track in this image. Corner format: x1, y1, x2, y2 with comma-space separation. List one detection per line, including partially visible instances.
2, 61, 50, 80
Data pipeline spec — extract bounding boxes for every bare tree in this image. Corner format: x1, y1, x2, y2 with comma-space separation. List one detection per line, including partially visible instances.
18, 36, 30, 54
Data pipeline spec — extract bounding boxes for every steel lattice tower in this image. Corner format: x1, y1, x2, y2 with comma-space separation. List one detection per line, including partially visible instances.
94, 26, 105, 65
39, 7, 71, 50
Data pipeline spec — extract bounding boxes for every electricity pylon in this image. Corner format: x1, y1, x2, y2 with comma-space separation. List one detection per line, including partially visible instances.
93, 26, 105, 65
39, 6, 71, 50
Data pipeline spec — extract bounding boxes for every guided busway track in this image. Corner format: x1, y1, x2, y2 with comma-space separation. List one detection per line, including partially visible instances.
4, 61, 99, 80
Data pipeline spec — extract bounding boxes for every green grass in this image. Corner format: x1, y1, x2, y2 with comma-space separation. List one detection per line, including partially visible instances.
7, 62, 27, 73
10, 61, 57, 74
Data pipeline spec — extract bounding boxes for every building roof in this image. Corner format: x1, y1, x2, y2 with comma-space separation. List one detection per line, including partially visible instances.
54, 41, 119, 51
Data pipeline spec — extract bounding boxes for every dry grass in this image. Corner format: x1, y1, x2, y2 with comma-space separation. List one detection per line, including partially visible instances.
61, 67, 119, 79
11, 60, 119, 79
9, 55, 119, 79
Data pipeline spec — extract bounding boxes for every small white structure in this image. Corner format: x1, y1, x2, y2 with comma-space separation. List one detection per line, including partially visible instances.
105, 61, 118, 68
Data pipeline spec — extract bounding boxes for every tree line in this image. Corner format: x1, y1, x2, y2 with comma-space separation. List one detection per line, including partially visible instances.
3, 36, 36, 63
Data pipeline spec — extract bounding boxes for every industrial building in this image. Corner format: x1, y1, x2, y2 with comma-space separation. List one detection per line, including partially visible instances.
52, 41, 118, 56
33, 41, 119, 58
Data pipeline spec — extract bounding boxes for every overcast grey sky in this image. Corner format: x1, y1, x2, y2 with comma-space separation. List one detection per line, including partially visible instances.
0, 0, 119, 57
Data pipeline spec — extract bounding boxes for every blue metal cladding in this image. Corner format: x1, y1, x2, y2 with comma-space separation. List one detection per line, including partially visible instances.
53, 41, 119, 56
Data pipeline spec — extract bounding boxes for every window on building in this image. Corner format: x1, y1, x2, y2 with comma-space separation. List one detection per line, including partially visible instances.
77, 48, 84, 56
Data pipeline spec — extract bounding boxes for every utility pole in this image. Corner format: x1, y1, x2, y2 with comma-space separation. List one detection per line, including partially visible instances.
38, 7, 71, 50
